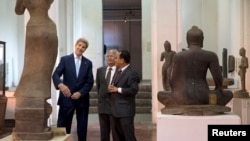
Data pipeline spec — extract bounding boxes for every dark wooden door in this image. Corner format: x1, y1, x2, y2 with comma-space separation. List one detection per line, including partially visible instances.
103, 20, 142, 79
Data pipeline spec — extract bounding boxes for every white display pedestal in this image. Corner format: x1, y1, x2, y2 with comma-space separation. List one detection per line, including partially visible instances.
157, 112, 241, 141
228, 98, 250, 124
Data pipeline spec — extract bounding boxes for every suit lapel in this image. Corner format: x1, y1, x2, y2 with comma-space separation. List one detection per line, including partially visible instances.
78, 56, 83, 78
113, 66, 130, 85
103, 67, 108, 84
78, 56, 89, 79
111, 68, 119, 85
118, 67, 129, 81
69, 54, 78, 78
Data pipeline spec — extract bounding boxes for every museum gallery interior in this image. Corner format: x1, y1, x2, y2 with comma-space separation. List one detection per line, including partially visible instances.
0, 0, 250, 141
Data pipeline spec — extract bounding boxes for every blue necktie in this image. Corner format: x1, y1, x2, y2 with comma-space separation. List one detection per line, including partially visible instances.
75, 57, 80, 77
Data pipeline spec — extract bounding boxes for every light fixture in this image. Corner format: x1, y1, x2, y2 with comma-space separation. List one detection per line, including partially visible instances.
123, 10, 135, 23
123, 17, 127, 23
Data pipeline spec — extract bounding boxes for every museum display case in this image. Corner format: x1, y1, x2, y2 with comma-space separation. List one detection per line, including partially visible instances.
0, 41, 7, 131
0, 41, 6, 96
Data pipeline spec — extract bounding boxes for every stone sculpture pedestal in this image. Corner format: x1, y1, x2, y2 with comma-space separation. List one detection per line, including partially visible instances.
12, 97, 52, 140
157, 112, 241, 141
161, 105, 231, 115
233, 90, 249, 98
227, 98, 250, 124
1, 127, 69, 141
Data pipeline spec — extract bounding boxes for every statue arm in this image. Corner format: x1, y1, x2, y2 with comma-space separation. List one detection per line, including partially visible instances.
247, 58, 249, 68
209, 55, 223, 89
169, 55, 178, 86
15, 0, 25, 15
160, 52, 164, 61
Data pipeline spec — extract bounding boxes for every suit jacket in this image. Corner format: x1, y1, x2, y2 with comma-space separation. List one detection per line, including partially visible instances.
110, 66, 140, 117
96, 66, 112, 114
52, 53, 94, 108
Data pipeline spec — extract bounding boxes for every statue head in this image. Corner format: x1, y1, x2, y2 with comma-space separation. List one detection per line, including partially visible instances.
164, 40, 171, 51
239, 47, 246, 57
186, 26, 204, 48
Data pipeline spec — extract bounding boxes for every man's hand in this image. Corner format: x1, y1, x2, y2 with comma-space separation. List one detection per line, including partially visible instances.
71, 92, 81, 100
58, 83, 71, 97
108, 85, 118, 93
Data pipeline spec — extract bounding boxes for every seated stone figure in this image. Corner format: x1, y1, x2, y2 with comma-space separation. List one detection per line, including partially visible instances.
158, 26, 233, 108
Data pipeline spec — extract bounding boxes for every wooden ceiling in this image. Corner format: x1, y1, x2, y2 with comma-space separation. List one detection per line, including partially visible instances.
103, 0, 141, 10
103, 0, 141, 20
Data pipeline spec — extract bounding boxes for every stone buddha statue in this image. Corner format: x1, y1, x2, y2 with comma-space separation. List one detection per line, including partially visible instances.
157, 26, 233, 115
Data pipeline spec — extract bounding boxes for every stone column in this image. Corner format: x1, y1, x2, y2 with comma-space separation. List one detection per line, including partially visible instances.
151, 0, 181, 124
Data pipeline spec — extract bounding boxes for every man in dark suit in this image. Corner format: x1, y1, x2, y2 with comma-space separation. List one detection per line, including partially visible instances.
52, 38, 94, 141
108, 49, 140, 141
96, 49, 118, 141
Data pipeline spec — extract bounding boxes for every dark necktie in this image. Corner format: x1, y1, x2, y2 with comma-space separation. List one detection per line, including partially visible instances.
106, 67, 112, 85
113, 69, 122, 85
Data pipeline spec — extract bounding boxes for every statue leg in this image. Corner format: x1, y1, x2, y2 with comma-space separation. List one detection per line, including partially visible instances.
157, 91, 178, 108
216, 90, 233, 106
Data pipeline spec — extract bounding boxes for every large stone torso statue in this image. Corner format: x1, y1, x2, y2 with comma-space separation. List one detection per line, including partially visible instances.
15, 0, 58, 98
158, 26, 233, 109
13, 0, 58, 140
